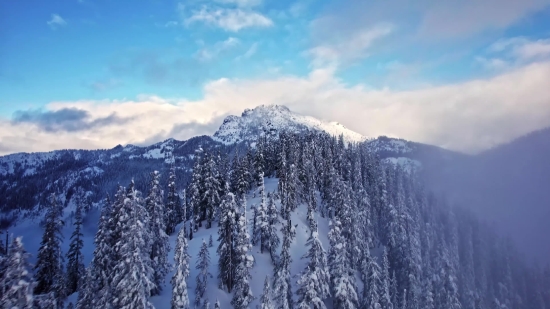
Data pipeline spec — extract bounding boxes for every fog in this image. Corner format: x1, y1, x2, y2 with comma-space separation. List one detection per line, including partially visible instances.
418, 127, 550, 263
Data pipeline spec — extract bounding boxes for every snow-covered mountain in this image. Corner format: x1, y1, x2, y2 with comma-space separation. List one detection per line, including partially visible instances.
212, 105, 368, 145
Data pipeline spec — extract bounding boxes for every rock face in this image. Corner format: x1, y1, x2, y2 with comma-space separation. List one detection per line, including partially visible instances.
212, 105, 368, 145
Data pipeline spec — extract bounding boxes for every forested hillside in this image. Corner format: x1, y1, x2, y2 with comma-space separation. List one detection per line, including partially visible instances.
1, 130, 549, 309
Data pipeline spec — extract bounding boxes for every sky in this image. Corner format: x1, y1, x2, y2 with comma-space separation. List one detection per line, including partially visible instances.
1, 0, 550, 155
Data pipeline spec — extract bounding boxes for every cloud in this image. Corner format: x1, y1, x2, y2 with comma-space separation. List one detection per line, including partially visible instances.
479, 36, 550, 70
47, 14, 67, 29
235, 42, 258, 60
417, 0, 550, 39
86, 78, 123, 93
312, 0, 550, 43
2, 60, 550, 155
215, 0, 262, 7
307, 24, 393, 68
109, 51, 210, 86
195, 37, 241, 61
182, 5, 273, 32
11, 108, 130, 133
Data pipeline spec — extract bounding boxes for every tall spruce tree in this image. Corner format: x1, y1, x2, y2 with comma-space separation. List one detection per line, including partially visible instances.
171, 225, 191, 309
266, 192, 280, 263
0, 237, 35, 308
296, 219, 330, 309
217, 192, 237, 292
146, 171, 170, 295
111, 181, 155, 309
166, 162, 180, 235
328, 219, 358, 309
195, 239, 211, 307
259, 276, 275, 309
231, 200, 255, 309
273, 219, 294, 309
34, 193, 65, 306
65, 200, 85, 295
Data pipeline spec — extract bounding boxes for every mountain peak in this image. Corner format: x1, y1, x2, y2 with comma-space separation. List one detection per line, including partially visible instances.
212, 105, 367, 144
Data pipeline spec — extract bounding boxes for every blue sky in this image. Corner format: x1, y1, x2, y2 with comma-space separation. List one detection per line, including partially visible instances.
1, 0, 550, 155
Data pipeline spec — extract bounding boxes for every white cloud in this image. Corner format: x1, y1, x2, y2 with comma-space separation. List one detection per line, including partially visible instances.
47, 14, 67, 29
215, 0, 262, 8
481, 37, 550, 70
196, 37, 241, 61
3, 61, 550, 155
307, 24, 393, 68
235, 42, 259, 60
183, 6, 273, 32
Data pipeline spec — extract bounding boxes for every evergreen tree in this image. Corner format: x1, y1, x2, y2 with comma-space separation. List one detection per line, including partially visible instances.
255, 173, 270, 253
231, 198, 254, 309
166, 162, 180, 235
203, 154, 222, 228
171, 225, 191, 309
214, 299, 221, 309
0, 237, 34, 308
111, 181, 155, 309
34, 193, 65, 306
273, 219, 294, 309
209, 234, 214, 247
75, 267, 93, 309
328, 219, 358, 309
259, 276, 275, 309
203, 299, 211, 309
65, 200, 85, 295
266, 192, 280, 263
146, 171, 170, 295
195, 240, 211, 307
217, 192, 238, 292
79, 191, 119, 309
361, 250, 382, 309
380, 248, 393, 309
296, 219, 330, 309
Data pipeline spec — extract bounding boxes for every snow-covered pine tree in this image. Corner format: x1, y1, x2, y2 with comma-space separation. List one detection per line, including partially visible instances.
231, 196, 254, 309
171, 225, 191, 309
273, 219, 294, 309
0, 236, 34, 308
296, 218, 330, 309
214, 299, 221, 309
328, 218, 358, 309
203, 153, 222, 228
166, 161, 180, 235
65, 198, 85, 295
82, 190, 122, 309
259, 276, 274, 309
255, 173, 270, 253
380, 248, 393, 309
75, 267, 94, 309
217, 192, 237, 292
190, 148, 205, 230
361, 249, 382, 309
111, 181, 155, 309
266, 192, 280, 263
146, 170, 170, 295
34, 193, 65, 306
195, 239, 211, 307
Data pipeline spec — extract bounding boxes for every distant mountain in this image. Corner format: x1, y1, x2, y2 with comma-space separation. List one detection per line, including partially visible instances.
212, 105, 367, 144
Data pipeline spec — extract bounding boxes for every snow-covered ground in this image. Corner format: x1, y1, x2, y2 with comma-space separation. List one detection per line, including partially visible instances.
10, 177, 332, 308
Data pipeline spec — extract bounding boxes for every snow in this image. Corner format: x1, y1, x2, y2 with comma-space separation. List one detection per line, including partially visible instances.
143, 148, 165, 160
9, 177, 332, 309
212, 105, 369, 145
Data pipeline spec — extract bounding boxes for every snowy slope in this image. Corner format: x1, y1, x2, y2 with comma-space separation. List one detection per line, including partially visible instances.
212, 105, 368, 145
10, 177, 333, 308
